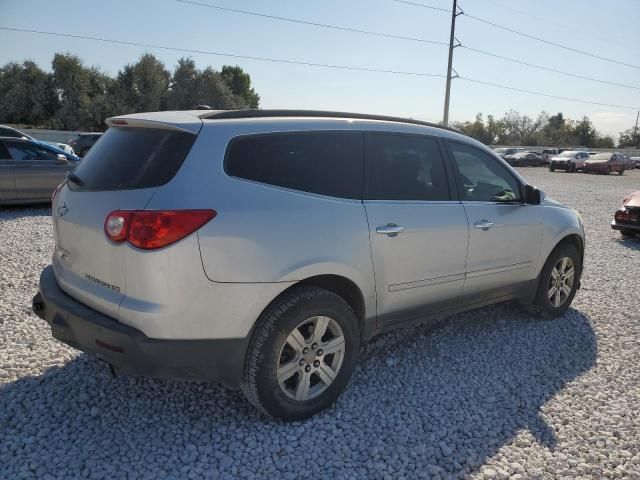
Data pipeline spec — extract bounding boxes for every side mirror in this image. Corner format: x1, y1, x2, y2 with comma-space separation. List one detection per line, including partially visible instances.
56, 154, 69, 164
524, 184, 541, 205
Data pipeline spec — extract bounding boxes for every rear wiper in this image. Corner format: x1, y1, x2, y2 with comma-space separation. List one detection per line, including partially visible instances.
67, 173, 84, 187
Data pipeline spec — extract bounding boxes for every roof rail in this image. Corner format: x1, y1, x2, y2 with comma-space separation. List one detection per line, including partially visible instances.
201, 109, 460, 133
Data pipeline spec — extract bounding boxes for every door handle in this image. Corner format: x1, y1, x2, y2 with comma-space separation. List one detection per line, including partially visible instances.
474, 220, 494, 231
376, 224, 403, 237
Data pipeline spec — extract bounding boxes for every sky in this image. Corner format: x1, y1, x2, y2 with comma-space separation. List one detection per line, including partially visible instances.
1, 0, 639, 138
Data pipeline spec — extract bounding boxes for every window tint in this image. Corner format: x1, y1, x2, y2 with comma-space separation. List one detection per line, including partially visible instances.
449, 142, 521, 203
0, 143, 10, 158
6, 142, 58, 161
365, 134, 449, 201
0, 127, 23, 138
69, 127, 196, 191
225, 132, 363, 199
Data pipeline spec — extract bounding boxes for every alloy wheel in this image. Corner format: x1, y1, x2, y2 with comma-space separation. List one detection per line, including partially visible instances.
276, 316, 345, 401
548, 256, 575, 308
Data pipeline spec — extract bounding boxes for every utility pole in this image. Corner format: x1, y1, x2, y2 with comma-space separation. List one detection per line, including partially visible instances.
634, 110, 639, 146
442, 0, 460, 126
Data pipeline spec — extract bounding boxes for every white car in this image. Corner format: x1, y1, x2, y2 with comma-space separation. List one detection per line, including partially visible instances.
549, 150, 590, 172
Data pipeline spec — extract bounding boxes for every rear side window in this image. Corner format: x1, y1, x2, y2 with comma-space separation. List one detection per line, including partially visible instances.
365, 134, 450, 201
225, 132, 363, 199
70, 127, 196, 191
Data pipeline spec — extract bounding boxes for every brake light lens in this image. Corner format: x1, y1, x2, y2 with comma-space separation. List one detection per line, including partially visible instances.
615, 209, 638, 224
104, 210, 216, 249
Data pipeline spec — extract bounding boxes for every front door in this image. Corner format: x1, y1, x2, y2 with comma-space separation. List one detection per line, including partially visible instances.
446, 141, 542, 301
5, 141, 73, 200
363, 133, 469, 326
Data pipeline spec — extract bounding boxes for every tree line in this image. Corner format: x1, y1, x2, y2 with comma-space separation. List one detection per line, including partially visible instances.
0, 53, 260, 131
451, 111, 639, 149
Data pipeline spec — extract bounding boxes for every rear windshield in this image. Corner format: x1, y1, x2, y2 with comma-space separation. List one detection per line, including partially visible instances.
69, 127, 196, 191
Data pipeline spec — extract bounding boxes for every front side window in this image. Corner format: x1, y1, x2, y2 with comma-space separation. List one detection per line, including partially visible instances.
365, 134, 449, 201
448, 142, 521, 203
225, 132, 363, 199
6, 142, 57, 161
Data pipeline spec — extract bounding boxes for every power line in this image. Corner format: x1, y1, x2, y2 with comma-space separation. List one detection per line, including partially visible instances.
461, 45, 640, 91
177, 0, 448, 46
179, 0, 638, 91
393, 0, 640, 70
389, 0, 450, 13
472, 0, 626, 48
460, 11, 640, 70
0, 26, 445, 78
458, 76, 639, 110
1, 25, 638, 110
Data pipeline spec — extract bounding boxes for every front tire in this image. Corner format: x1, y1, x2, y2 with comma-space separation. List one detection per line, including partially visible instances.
241, 286, 360, 421
549, 165, 555, 172
529, 244, 581, 319
618, 168, 625, 175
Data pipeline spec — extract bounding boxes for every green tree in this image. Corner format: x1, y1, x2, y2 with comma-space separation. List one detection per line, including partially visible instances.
618, 127, 639, 148
221, 65, 260, 108
168, 58, 200, 110
51, 53, 94, 130
571, 116, 598, 147
0, 60, 56, 126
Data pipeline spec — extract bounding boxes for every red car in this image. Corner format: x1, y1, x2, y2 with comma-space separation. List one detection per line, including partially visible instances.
612, 191, 640, 237
583, 152, 626, 175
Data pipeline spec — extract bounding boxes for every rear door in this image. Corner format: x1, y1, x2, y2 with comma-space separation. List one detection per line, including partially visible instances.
52, 122, 199, 319
5, 141, 71, 200
0, 142, 16, 202
445, 140, 542, 300
363, 133, 468, 326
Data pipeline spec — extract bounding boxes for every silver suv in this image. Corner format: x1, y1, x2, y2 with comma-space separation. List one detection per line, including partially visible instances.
33, 110, 585, 420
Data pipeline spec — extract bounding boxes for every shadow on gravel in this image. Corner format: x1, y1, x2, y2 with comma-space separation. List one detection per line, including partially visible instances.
0, 305, 597, 479
615, 236, 640, 250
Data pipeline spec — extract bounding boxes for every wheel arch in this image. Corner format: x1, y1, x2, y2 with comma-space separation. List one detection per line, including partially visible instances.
250, 274, 374, 346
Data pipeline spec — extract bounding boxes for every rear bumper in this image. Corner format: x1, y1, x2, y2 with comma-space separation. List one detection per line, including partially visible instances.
583, 164, 609, 173
33, 265, 247, 389
611, 221, 640, 233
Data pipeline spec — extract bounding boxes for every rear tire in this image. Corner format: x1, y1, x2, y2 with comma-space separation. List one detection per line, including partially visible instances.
241, 286, 360, 421
569, 163, 576, 173
620, 230, 635, 237
528, 244, 581, 319
549, 165, 555, 172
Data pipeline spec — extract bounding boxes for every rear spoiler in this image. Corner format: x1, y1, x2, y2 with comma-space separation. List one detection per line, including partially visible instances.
106, 112, 203, 135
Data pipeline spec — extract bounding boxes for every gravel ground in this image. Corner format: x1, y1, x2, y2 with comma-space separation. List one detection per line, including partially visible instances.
1, 169, 639, 479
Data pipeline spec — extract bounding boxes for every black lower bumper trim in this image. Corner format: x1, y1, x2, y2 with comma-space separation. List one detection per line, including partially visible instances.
33, 265, 248, 389
611, 222, 640, 233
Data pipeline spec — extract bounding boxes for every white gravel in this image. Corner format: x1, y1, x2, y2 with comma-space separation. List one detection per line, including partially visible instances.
1, 169, 640, 479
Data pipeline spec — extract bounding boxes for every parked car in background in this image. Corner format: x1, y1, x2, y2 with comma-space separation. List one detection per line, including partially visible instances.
549, 150, 589, 172
623, 155, 636, 170
582, 152, 625, 175
69, 133, 102, 157
541, 148, 565, 164
0, 124, 75, 155
503, 151, 543, 167
0, 137, 80, 205
493, 147, 524, 159
630, 157, 640, 169
32, 109, 585, 420
612, 190, 640, 237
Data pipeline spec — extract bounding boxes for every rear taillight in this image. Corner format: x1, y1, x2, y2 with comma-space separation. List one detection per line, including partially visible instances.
104, 210, 216, 250
615, 209, 638, 223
